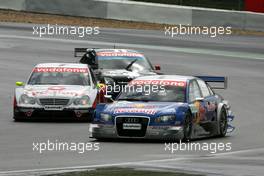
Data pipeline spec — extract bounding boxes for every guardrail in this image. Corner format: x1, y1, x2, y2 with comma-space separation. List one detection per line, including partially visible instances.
0, 0, 264, 31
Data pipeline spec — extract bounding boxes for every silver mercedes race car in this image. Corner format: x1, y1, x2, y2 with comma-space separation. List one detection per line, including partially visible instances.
13, 63, 104, 121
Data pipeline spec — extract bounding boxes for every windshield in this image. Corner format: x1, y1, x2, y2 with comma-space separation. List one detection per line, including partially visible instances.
117, 84, 186, 102
27, 67, 90, 86
97, 52, 153, 71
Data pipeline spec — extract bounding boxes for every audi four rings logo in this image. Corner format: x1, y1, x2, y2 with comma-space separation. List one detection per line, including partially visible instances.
124, 118, 139, 123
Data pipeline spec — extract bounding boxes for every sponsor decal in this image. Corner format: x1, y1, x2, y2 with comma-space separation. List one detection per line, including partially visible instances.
133, 104, 155, 108
33, 67, 88, 73
151, 126, 170, 130
48, 86, 66, 91
29, 89, 80, 96
113, 103, 157, 109
134, 104, 145, 108
97, 52, 144, 57
44, 105, 64, 111
130, 80, 186, 87
123, 123, 142, 130
114, 108, 157, 115
194, 101, 206, 123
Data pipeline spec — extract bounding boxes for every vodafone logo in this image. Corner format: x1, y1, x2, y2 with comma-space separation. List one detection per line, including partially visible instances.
97, 52, 144, 57
130, 80, 186, 87
33, 67, 88, 73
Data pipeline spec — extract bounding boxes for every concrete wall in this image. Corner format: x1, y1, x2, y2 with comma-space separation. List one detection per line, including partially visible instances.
0, 0, 25, 11
192, 9, 245, 29
106, 1, 192, 25
244, 12, 264, 31
24, 0, 108, 19
0, 0, 263, 31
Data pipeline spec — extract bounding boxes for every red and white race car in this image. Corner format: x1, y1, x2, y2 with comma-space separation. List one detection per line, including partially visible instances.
13, 63, 105, 121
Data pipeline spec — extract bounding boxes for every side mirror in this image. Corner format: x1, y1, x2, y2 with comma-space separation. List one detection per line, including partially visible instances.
16, 82, 24, 86
97, 83, 105, 89
195, 97, 204, 101
154, 64, 161, 71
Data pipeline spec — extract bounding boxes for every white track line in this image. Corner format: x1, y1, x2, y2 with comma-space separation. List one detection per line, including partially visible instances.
0, 157, 187, 175
1, 147, 264, 175
1, 34, 264, 60
210, 147, 264, 156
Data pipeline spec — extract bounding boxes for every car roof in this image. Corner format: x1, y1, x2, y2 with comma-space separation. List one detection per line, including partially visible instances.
35, 63, 88, 68
134, 75, 196, 82
95, 49, 142, 54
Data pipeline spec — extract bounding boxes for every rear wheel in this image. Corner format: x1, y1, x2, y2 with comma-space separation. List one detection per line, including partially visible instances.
218, 108, 228, 137
183, 112, 192, 142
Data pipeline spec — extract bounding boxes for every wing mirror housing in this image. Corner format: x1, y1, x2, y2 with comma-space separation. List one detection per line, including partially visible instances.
16, 82, 24, 86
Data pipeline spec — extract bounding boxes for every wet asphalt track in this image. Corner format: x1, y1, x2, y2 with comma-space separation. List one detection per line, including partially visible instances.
0, 23, 264, 176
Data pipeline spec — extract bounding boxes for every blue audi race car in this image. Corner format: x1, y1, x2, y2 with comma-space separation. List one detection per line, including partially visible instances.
89, 75, 235, 141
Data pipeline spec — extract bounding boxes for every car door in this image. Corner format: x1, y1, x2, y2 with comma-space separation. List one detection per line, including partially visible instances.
197, 79, 217, 122
188, 79, 207, 123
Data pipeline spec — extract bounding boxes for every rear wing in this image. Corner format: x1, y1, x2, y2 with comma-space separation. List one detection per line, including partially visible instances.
74, 48, 89, 57
196, 76, 228, 89
74, 48, 98, 69
74, 48, 99, 57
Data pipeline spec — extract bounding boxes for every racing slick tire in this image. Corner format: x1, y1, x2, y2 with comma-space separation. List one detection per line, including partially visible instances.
218, 108, 228, 137
183, 111, 192, 142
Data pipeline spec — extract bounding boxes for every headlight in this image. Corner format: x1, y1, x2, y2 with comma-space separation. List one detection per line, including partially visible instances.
74, 96, 90, 105
19, 94, 35, 104
155, 115, 176, 123
100, 113, 112, 121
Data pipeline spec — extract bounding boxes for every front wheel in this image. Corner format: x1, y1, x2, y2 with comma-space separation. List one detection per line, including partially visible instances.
218, 108, 228, 137
183, 112, 192, 142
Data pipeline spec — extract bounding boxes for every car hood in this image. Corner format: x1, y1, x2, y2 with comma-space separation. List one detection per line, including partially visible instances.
22, 85, 91, 98
97, 69, 157, 79
102, 101, 187, 117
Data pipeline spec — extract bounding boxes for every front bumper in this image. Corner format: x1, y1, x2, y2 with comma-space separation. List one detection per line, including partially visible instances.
14, 107, 94, 120
89, 124, 184, 140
